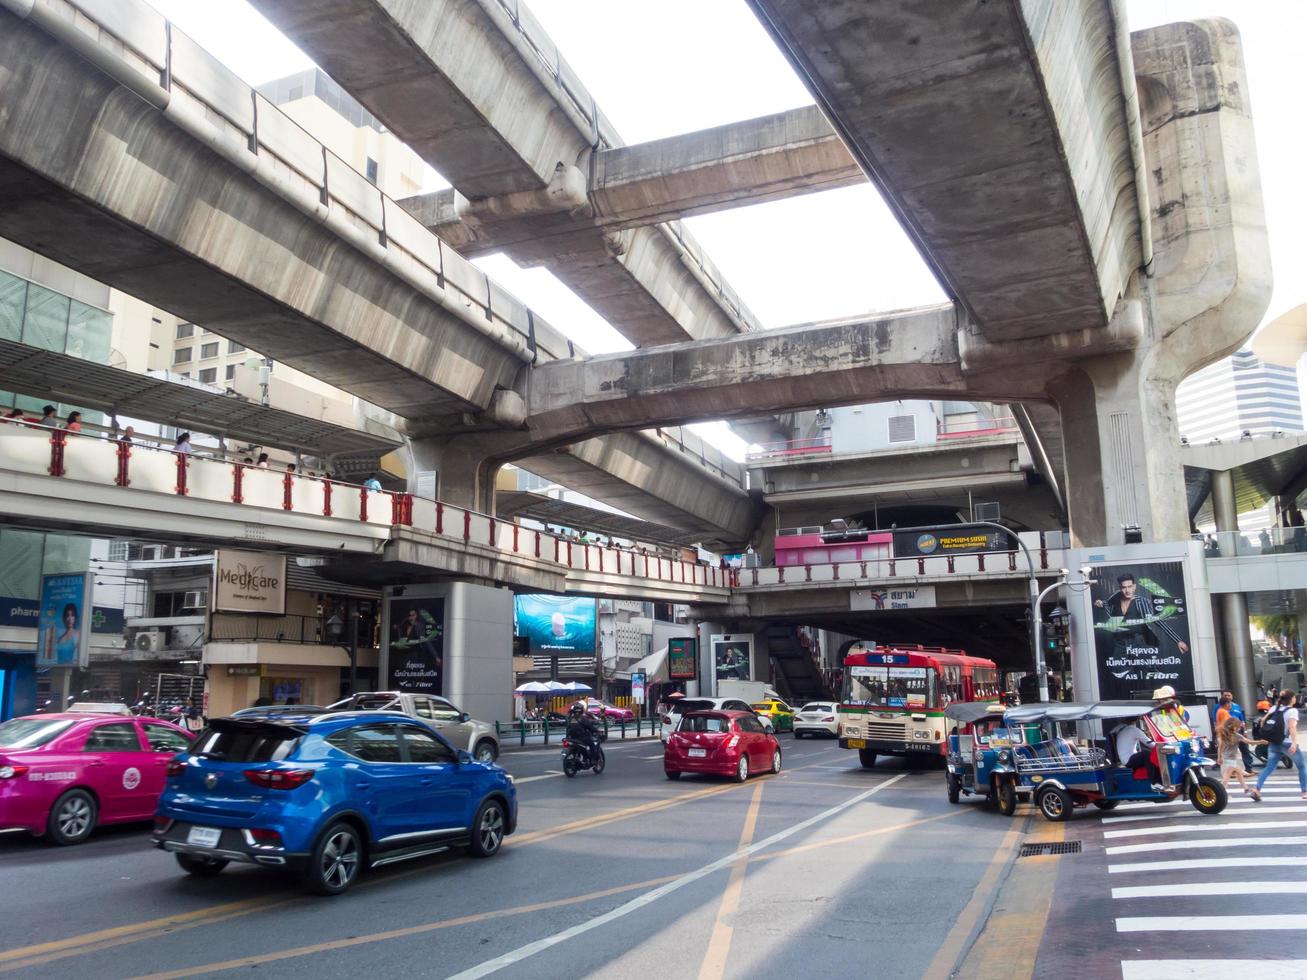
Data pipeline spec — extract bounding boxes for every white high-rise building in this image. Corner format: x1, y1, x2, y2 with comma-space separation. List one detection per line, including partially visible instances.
1177, 349, 1303, 443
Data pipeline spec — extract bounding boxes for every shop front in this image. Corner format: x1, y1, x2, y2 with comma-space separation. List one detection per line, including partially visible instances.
203, 643, 378, 716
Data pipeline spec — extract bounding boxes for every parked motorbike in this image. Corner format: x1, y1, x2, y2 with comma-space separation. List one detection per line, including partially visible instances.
561, 738, 605, 777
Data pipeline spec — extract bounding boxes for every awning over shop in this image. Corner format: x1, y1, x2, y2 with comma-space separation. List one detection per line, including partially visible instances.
625, 647, 669, 683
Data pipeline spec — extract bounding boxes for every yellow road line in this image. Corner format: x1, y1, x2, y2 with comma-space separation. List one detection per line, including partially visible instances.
697, 782, 765, 980
128, 873, 687, 980
955, 819, 1065, 978
1, 769, 807, 971
922, 814, 1031, 980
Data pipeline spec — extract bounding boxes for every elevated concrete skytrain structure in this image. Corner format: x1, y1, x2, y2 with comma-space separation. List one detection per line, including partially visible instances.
0, 0, 1273, 557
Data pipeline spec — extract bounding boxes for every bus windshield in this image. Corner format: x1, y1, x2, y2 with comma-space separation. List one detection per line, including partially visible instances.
843, 665, 933, 709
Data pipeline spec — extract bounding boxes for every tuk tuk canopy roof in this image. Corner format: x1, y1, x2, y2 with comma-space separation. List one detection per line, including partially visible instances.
943, 702, 1006, 724
1003, 701, 1158, 724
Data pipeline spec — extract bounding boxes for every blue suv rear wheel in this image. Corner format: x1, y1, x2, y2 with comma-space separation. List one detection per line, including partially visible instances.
303, 821, 364, 895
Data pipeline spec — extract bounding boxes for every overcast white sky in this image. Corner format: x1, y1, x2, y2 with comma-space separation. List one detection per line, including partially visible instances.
151, 0, 1305, 456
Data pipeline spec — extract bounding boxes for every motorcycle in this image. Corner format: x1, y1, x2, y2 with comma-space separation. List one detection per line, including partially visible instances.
561, 737, 605, 777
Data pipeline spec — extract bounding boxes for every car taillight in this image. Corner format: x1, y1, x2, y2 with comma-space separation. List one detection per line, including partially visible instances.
727, 735, 740, 748
243, 768, 313, 789
153, 815, 173, 833
562, 739, 571, 748
0, 765, 30, 779
248, 828, 283, 846
166, 759, 186, 777
822, 717, 835, 722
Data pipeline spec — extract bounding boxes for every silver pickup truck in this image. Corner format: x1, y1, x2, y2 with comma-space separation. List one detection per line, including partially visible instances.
327, 692, 500, 763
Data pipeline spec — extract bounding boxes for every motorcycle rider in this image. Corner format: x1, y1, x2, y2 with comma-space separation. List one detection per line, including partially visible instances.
566, 701, 602, 765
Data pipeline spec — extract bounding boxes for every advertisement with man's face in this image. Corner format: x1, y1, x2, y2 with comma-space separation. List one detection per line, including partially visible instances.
712, 636, 752, 682
1090, 561, 1192, 700
386, 596, 445, 694
514, 595, 596, 655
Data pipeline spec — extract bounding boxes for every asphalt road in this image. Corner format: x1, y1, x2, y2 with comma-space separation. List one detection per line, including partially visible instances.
0, 736, 1018, 979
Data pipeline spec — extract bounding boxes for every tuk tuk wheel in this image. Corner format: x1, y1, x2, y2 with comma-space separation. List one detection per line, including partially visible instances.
1036, 786, 1073, 822
858, 748, 877, 769
1092, 799, 1120, 811
1189, 775, 1228, 815
947, 773, 961, 804
995, 777, 1018, 816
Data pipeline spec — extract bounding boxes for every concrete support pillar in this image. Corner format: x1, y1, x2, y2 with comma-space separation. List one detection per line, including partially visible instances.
1211, 470, 1238, 535
1210, 466, 1256, 707
408, 436, 503, 515
1055, 351, 1189, 548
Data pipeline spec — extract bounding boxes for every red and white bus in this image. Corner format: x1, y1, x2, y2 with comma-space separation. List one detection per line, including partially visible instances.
773, 525, 893, 567
837, 643, 1002, 768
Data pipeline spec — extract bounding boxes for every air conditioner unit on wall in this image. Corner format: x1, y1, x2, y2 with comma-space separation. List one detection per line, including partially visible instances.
974, 502, 1001, 522
135, 631, 166, 653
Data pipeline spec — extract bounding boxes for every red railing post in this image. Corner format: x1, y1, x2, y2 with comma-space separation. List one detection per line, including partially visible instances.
390, 492, 401, 525
435, 501, 444, 534
1040, 548, 1049, 570
888, 559, 896, 577
116, 442, 132, 488
598, 549, 604, 573
554, 538, 560, 562
804, 564, 812, 582
833, 564, 840, 580
488, 517, 496, 547
48, 429, 66, 477
512, 524, 520, 552
534, 532, 541, 558
322, 479, 332, 517
566, 541, 573, 567
359, 486, 368, 522
176, 453, 189, 496
583, 545, 590, 571
230, 462, 243, 502
282, 471, 293, 510
778, 567, 786, 584
916, 557, 925, 575
977, 553, 986, 571
860, 561, 867, 579
947, 555, 955, 573
462, 510, 471, 541
1008, 552, 1017, 571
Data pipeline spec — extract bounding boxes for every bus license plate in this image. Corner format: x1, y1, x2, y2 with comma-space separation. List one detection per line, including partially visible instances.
846, 738, 866, 749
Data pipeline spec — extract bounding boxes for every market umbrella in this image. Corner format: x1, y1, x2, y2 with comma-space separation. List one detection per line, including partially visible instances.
514, 682, 552, 694
560, 681, 593, 693
544, 680, 572, 692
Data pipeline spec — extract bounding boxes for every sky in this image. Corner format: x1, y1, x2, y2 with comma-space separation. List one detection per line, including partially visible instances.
149, 0, 1305, 457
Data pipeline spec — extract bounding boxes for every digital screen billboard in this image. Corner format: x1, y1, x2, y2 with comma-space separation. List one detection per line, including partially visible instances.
1089, 561, 1193, 700
514, 595, 596, 656
668, 637, 698, 679
892, 526, 1007, 558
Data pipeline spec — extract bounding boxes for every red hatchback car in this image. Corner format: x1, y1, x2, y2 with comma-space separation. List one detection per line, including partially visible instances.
0, 711, 194, 845
664, 710, 781, 782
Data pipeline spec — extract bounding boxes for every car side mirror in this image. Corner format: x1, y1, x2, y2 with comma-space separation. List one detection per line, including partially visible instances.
456, 750, 473, 765
461, 712, 471, 723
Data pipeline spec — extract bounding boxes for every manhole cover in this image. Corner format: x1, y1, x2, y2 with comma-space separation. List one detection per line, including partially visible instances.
1018, 841, 1082, 857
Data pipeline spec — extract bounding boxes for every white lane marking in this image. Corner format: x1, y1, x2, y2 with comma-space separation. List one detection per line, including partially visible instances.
444, 774, 909, 980
1103, 801, 1286, 822
1123, 960, 1307, 979
1110, 857, 1295, 874
1105, 819, 1307, 840
1118, 914, 1307, 932
1113, 786, 1304, 810
1113, 881, 1306, 899
637, 754, 665, 760
512, 771, 565, 784
1107, 835, 1307, 855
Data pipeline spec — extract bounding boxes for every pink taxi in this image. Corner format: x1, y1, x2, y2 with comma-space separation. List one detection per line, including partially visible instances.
0, 711, 193, 845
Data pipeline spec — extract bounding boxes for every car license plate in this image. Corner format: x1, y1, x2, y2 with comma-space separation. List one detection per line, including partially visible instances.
186, 825, 222, 848
846, 738, 866, 749
688, 747, 707, 758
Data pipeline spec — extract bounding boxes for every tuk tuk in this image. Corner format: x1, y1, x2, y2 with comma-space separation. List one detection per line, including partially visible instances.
944, 702, 1030, 815
949, 699, 1227, 821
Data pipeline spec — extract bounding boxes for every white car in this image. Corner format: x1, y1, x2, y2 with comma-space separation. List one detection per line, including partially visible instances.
794, 701, 841, 738
660, 697, 773, 742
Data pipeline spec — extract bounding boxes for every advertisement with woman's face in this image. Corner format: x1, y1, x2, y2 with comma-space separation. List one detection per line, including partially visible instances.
1090, 561, 1192, 699
37, 573, 91, 668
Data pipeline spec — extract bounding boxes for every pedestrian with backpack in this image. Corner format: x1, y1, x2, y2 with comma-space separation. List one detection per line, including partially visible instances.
1254, 691, 1307, 798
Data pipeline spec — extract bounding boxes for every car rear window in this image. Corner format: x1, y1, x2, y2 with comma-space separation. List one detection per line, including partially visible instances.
0, 718, 74, 749
673, 700, 714, 714
192, 724, 300, 762
801, 703, 832, 713
681, 714, 731, 733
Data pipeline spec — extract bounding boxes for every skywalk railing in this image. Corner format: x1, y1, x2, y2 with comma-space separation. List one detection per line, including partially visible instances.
0, 422, 731, 595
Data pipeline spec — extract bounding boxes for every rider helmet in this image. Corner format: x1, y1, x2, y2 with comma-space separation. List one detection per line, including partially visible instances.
568, 701, 586, 717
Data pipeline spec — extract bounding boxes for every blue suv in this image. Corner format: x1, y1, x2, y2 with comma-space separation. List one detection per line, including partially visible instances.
152, 712, 516, 894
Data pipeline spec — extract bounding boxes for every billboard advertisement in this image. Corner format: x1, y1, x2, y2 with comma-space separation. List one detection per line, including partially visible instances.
712, 635, 753, 682
668, 637, 698, 679
1089, 561, 1192, 700
892, 526, 1006, 558
36, 573, 92, 668
514, 595, 596, 656
386, 596, 445, 694
213, 550, 287, 615
632, 671, 646, 705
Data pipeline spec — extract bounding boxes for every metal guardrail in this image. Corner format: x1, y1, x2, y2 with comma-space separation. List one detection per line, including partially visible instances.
495, 715, 662, 747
